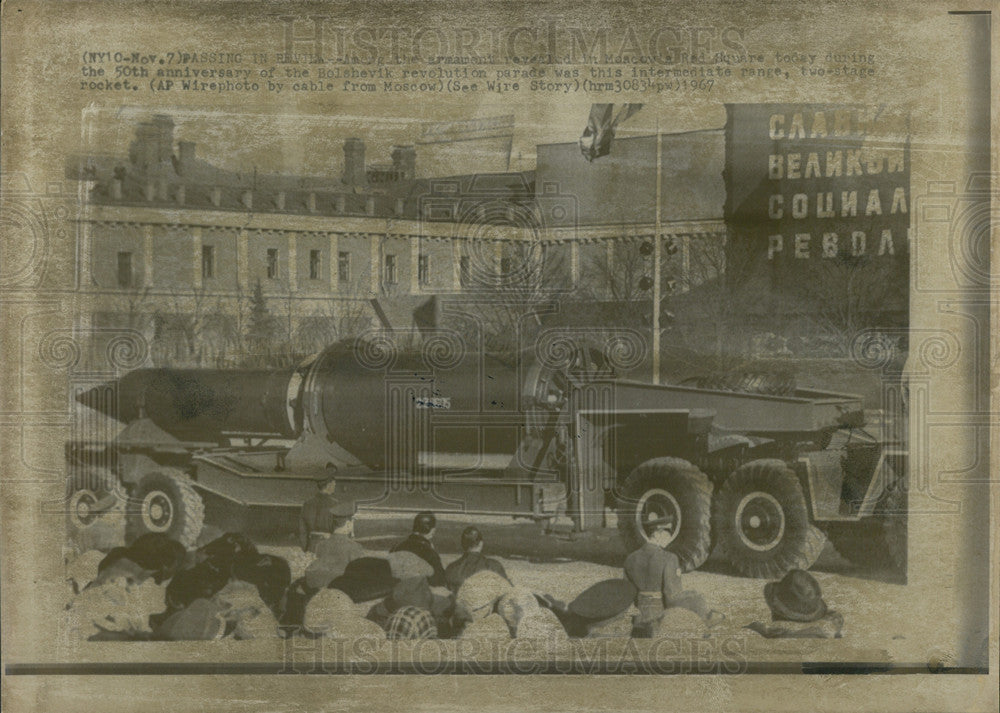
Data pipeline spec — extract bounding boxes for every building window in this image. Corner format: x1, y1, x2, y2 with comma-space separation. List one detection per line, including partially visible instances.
117, 251, 134, 288
266, 248, 278, 279
309, 250, 321, 280
500, 256, 512, 279
201, 245, 214, 279
384, 253, 397, 285
417, 254, 430, 286
338, 251, 350, 283
459, 256, 471, 286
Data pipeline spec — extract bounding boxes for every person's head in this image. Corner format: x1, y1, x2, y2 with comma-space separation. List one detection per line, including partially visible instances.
413, 511, 436, 538
460, 526, 484, 553
648, 524, 674, 549
319, 477, 337, 496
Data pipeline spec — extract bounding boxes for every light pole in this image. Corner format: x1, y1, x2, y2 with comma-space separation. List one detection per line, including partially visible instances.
652, 120, 662, 384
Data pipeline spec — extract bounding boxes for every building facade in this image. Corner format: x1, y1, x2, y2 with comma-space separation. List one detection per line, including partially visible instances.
71, 115, 728, 367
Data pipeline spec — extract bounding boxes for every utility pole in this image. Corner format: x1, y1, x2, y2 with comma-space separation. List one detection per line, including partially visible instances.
653, 120, 662, 384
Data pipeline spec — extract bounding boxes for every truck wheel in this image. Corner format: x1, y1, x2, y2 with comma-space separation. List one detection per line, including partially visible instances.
66, 466, 120, 534
824, 473, 906, 576
712, 459, 826, 579
616, 458, 713, 572
125, 469, 204, 548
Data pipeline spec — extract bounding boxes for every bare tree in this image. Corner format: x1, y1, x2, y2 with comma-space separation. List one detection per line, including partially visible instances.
452, 240, 574, 359
152, 286, 227, 367
579, 236, 668, 329
293, 298, 372, 357
576, 231, 774, 379
667, 232, 761, 366
792, 254, 906, 357
111, 285, 154, 335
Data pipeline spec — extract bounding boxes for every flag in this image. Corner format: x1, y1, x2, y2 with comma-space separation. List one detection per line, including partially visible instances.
579, 103, 643, 161
412, 295, 441, 334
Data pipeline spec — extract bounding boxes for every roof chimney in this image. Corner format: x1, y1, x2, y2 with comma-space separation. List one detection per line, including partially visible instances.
129, 122, 159, 171
177, 141, 196, 174
391, 145, 416, 181
342, 138, 366, 187
151, 115, 175, 163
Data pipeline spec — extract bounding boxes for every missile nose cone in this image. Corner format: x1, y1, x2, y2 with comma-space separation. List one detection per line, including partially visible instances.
76, 381, 120, 419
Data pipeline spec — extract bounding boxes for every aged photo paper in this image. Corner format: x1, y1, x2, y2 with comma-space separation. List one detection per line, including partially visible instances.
1, 1, 996, 711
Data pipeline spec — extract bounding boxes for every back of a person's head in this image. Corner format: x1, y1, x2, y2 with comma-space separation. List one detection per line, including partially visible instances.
413, 511, 436, 535
460, 526, 483, 552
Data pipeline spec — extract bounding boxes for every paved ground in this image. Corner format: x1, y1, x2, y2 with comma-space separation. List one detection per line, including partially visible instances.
202, 505, 914, 650
244, 511, 916, 656
69, 502, 924, 660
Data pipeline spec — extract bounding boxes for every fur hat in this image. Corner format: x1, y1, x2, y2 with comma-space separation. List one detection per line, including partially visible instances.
764, 569, 828, 622
303, 588, 356, 635
455, 570, 512, 622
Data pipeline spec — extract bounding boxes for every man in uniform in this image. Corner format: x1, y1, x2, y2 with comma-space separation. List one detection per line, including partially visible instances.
444, 526, 509, 593
623, 518, 725, 636
304, 500, 368, 591
390, 511, 446, 587
299, 477, 338, 553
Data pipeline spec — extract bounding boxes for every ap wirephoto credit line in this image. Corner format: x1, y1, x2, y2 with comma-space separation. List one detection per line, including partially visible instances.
0, 2, 995, 712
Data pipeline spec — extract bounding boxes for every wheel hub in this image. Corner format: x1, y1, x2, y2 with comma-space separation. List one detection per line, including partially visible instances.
69, 489, 99, 527
141, 491, 174, 532
636, 488, 682, 546
734, 491, 785, 551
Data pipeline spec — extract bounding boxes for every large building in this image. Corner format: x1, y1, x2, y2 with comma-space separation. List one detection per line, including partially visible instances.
69, 115, 728, 367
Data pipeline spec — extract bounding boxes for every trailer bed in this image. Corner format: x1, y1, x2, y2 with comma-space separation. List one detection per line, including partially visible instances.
594, 379, 865, 435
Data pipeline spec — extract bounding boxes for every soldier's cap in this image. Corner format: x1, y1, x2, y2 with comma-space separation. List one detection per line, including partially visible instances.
332, 500, 356, 518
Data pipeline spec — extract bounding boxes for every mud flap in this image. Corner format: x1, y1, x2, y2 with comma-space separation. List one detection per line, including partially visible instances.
571, 412, 615, 531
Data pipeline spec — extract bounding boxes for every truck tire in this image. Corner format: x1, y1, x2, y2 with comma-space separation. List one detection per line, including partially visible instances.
66, 466, 120, 534
616, 458, 713, 572
712, 459, 826, 579
125, 469, 204, 548
823, 474, 906, 576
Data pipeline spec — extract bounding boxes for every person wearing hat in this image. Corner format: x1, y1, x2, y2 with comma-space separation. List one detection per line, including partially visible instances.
747, 569, 844, 639
496, 587, 539, 636
444, 526, 509, 593
92, 547, 154, 588
623, 519, 725, 637
67, 565, 168, 641
304, 500, 369, 590
231, 551, 292, 618
212, 579, 281, 640
328, 557, 399, 603
305, 588, 386, 640
126, 533, 187, 584
556, 578, 638, 638
367, 576, 453, 635
385, 605, 438, 640
452, 569, 512, 635
299, 477, 340, 552
390, 511, 446, 587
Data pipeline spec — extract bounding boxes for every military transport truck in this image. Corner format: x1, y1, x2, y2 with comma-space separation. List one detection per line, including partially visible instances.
66, 334, 906, 578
